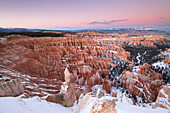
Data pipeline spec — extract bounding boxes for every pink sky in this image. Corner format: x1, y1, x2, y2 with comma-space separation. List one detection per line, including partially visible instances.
0, 0, 170, 29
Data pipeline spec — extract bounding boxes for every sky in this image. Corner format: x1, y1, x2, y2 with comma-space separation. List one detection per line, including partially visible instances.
0, 0, 170, 30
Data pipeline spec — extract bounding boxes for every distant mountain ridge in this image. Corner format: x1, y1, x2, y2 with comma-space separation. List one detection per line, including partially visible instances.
0, 27, 170, 39
0, 27, 42, 32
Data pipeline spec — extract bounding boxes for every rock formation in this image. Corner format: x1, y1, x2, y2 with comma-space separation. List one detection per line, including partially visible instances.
91, 99, 117, 113
46, 82, 76, 107
0, 32, 169, 107
73, 93, 117, 113
0, 79, 24, 97
103, 77, 111, 94
75, 89, 82, 100
154, 85, 170, 109
64, 68, 71, 83
119, 63, 165, 103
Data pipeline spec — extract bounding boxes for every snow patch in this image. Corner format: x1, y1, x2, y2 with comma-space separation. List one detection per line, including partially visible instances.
60, 82, 68, 93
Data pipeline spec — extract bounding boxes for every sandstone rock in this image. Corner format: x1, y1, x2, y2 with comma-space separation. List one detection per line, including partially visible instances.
71, 70, 78, 82
91, 99, 117, 113
46, 82, 76, 107
111, 80, 116, 87
75, 88, 82, 100
78, 77, 84, 85
93, 72, 101, 85
103, 77, 111, 94
0, 78, 5, 83
86, 77, 94, 88
64, 68, 71, 83
73, 93, 117, 113
154, 85, 170, 109
1, 31, 168, 101
86, 72, 102, 88
111, 90, 117, 97
0, 78, 24, 97
120, 65, 165, 103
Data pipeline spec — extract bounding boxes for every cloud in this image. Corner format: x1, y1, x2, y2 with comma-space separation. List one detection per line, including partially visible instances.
87, 19, 128, 25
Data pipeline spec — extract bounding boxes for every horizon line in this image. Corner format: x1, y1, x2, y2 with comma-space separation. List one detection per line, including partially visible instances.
1, 25, 170, 31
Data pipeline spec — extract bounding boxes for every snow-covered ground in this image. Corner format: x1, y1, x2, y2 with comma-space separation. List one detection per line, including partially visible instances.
116, 92, 169, 113
152, 60, 169, 69
0, 95, 73, 113
0, 93, 169, 113
72, 92, 169, 113
73, 85, 169, 113
116, 101, 169, 113
0, 85, 169, 113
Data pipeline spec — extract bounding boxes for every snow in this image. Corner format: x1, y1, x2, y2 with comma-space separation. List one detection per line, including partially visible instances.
91, 85, 102, 91
0, 91, 169, 113
136, 53, 141, 64
121, 93, 133, 105
152, 60, 168, 69
25, 86, 34, 89
60, 82, 68, 93
96, 88, 101, 98
132, 66, 140, 73
39, 88, 58, 92
0, 68, 21, 77
73, 92, 169, 113
0, 96, 73, 113
116, 101, 169, 113
109, 50, 117, 54
0, 76, 10, 80
156, 86, 170, 109
73, 94, 97, 113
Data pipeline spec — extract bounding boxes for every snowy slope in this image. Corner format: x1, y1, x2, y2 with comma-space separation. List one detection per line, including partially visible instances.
72, 86, 169, 113
72, 94, 169, 113
0, 93, 169, 113
116, 101, 169, 113
0, 96, 73, 113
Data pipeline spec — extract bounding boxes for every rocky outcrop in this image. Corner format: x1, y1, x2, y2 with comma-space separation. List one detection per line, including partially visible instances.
0, 79, 24, 97
154, 85, 170, 109
91, 99, 117, 113
86, 72, 102, 88
111, 90, 117, 97
0, 32, 169, 101
75, 89, 82, 100
64, 68, 71, 83
103, 77, 111, 94
119, 63, 165, 103
73, 93, 117, 113
46, 82, 76, 107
